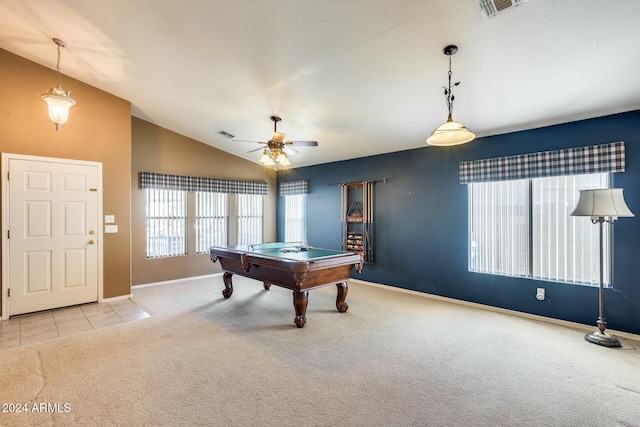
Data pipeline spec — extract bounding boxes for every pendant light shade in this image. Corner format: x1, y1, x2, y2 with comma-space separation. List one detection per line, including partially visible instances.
427, 117, 476, 146
42, 38, 76, 131
426, 45, 475, 147
42, 88, 75, 130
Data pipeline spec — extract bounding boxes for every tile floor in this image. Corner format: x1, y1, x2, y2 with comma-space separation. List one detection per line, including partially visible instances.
0, 299, 150, 351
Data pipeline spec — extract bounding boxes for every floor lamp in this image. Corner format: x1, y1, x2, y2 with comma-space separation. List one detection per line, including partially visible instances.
571, 188, 634, 347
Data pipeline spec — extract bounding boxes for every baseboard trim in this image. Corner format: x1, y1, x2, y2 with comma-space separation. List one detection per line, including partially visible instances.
350, 278, 640, 342
102, 294, 133, 303
133, 273, 222, 289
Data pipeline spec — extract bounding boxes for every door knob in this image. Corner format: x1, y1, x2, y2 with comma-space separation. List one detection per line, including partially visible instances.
88, 240, 95, 244
89, 230, 95, 235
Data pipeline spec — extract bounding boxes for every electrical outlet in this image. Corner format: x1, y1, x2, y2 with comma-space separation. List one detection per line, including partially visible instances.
536, 288, 545, 301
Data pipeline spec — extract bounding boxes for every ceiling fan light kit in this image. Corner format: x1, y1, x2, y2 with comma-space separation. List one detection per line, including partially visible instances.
235, 115, 318, 169
426, 44, 475, 147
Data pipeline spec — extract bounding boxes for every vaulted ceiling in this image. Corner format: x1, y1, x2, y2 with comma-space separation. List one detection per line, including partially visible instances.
1, 1, 639, 167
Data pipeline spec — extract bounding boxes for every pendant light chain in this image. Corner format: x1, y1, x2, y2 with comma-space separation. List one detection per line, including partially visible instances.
56, 43, 63, 89
447, 55, 453, 118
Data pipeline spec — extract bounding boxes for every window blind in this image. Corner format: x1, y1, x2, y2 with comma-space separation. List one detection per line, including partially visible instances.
195, 192, 228, 253
146, 189, 187, 258
284, 194, 307, 244
237, 194, 263, 245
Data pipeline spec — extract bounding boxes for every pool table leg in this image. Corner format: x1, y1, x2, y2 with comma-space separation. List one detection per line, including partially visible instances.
222, 272, 233, 298
293, 290, 309, 328
336, 282, 349, 313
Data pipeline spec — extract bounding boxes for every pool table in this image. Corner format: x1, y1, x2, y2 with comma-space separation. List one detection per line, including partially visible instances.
209, 243, 363, 328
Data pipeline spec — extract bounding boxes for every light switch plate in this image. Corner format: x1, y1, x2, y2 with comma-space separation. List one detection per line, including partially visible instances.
105, 225, 118, 234
105, 215, 115, 224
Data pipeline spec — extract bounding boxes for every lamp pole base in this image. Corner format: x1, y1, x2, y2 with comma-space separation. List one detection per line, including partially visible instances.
585, 331, 621, 348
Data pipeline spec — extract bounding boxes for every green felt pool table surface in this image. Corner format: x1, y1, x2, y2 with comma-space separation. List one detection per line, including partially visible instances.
224, 243, 354, 261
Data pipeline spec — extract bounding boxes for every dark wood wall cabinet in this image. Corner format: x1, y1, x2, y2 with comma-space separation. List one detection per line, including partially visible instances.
340, 181, 374, 263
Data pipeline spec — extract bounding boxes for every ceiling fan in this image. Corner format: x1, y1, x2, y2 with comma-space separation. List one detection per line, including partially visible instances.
234, 116, 318, 167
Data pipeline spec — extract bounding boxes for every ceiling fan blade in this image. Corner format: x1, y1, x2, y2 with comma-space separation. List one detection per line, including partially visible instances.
283, 146, 298, 155
233, 139, 267, 144
246, 146, 266, 153
285, 140, 318, 146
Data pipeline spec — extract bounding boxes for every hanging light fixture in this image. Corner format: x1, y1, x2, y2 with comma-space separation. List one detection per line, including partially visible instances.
256, 116, 293, 168
426, 44, 475, 146
258, 147, 290, 167
237, 116, 318, 169
42, 38, 76, 131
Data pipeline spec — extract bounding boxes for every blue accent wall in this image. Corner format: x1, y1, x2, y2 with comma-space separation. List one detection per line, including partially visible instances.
277, 110, 640, 335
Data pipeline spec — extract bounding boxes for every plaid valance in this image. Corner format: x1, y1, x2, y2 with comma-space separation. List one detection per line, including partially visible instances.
279, 180, 308, 196
459, 142, 625, 184
140, 172, 268, 195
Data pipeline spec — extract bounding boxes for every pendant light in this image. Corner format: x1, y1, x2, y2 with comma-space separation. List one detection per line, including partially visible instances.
42, 38, 76, 131
426, 45, 475, 146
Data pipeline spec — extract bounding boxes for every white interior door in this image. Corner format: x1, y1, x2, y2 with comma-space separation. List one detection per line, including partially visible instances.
3, 154, 102, 316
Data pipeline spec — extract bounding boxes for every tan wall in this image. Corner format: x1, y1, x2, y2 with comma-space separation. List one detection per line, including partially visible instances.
0, 48, 132, 306
131, 117, 277, 285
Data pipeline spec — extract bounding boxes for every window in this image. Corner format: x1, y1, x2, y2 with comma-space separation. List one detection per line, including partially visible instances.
140, 172, 268, 255
146, 189, 187, 258
280, 180, 309, 244
237, 194, 263, 245
532, 174, 609, 284
468, 179, 530, 277
284, 194, 307, 244
195, 192, 228, 253
469, 173, 610, 285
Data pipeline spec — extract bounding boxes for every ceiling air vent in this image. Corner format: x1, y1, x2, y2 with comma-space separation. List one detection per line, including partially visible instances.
216, 130, 235, 139
477, 0, 529, 20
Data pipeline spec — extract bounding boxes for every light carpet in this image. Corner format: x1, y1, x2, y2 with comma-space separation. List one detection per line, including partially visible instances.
1, 276, 639, 426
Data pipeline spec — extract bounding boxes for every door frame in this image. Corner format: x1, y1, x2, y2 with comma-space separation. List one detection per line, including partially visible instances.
1, 153, 104, 320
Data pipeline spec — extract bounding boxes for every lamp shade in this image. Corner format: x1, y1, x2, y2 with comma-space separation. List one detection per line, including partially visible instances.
426, 118, 476, 146
275, 152, 290, 166
259, 150, 275, 165
42, 90, 76, 131
272, 131, 286, 142
570, 188, 634, 218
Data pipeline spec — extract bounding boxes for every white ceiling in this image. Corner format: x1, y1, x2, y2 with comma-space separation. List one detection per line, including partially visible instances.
1, 1, 639, 168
